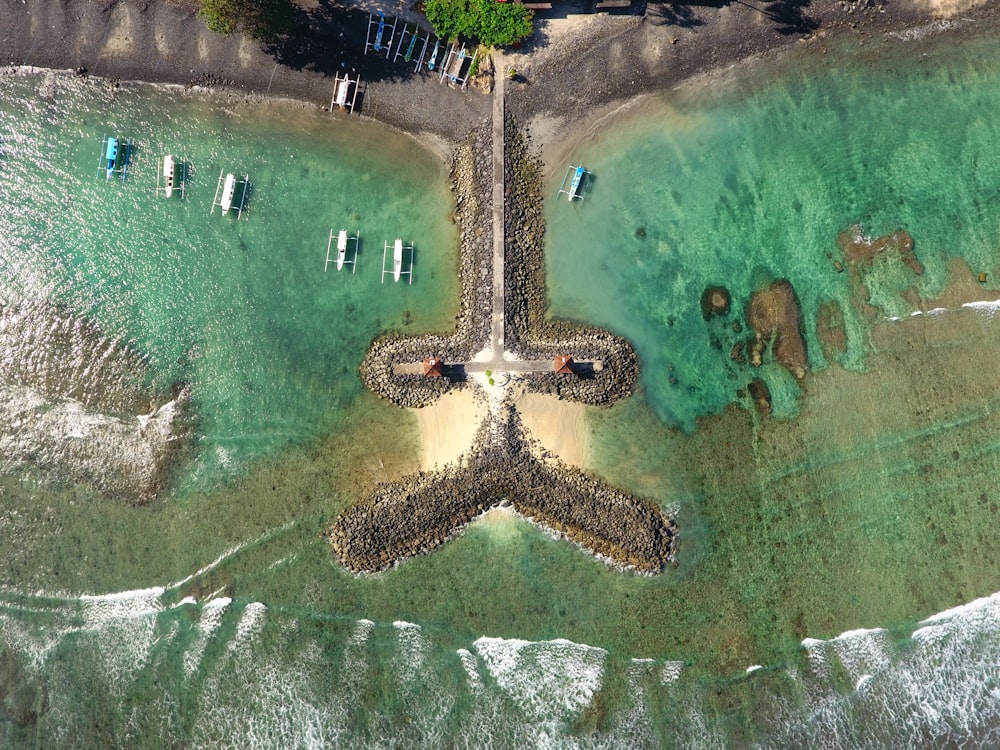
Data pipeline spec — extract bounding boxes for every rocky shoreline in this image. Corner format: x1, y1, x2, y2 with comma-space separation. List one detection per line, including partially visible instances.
502, 116, 639, 405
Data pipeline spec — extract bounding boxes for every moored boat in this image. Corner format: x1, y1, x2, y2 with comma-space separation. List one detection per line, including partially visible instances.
220, 173, 236, 214
105, 137, 118, 180
163, 155, 175, 198
393, 238, 403, 282
336, 230, 348, 271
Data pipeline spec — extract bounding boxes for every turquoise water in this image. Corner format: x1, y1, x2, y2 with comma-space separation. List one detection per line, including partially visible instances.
6, 28, 1000, 748
546, 34, 1000, 430
0, 72, 458, 493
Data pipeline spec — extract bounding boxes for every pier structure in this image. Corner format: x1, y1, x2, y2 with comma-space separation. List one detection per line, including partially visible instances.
334, 54, 677, 575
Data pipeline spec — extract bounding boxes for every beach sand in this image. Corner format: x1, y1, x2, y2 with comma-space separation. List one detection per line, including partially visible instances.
514, 387, 590, 468
413, 388, 487, 471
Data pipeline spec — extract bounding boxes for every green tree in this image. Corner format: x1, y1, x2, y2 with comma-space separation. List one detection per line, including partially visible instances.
199, 0, 295, 43
425, 0, 533, 48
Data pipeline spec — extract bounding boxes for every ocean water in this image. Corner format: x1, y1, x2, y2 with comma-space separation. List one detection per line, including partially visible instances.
5, 25, 1000, 748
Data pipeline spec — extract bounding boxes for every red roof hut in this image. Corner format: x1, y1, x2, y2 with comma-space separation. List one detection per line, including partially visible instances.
423, 357, 444, 377
554, 355, 574, 375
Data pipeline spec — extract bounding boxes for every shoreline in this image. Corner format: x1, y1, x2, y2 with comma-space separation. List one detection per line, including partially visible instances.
6, 0, 986, 165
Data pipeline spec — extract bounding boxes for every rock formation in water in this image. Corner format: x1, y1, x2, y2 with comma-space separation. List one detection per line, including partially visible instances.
328, 405, 677, 574
837, 224, 924, 317
838, 225, 922, 275
0, 647, 47, 728
700, 285, 731, 320
746, 279, 808, 380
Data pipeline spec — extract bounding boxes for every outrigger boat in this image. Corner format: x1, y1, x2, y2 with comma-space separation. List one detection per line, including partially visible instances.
220, 173, 236, 213
156, 154, 187, 198
97, 135, 132, 182
211, 169, 250, 218
324, 229, 359, 272
557, 165, 591, 201
105, 137, 119, 180
381, 238, 413, 284
163, 155, 175, 198
393, 238, 403, 282
374, 13, 386, 52
427, 39, 441, 71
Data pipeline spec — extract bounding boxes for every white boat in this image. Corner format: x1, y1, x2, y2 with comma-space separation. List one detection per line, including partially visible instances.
220, 173, 236, 214
335, 78, 351, 109
163, 155, 175, 198
336, 230, 348, 271
393, 238, 403, 282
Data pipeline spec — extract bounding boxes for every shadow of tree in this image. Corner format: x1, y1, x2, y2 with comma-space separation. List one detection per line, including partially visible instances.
644, 0, 817, 34
645, 2, 705, 27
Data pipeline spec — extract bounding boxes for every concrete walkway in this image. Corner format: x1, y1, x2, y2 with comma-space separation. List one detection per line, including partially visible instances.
393, 55, 601, 381
490, 52, 506, 362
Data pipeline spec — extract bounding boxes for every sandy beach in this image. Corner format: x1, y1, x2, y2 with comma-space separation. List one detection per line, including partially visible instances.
413, 388, 486, 470
514, 387, 590, 467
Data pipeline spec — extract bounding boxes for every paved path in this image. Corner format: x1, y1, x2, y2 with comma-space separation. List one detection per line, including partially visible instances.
490, 52, 506, 362
393, 53, 600, 379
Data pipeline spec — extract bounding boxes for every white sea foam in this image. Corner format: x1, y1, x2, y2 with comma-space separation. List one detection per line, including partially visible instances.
660, 660, 684, 684
183, 597, 231, 677
475, 636, 607, 725
457, 647, 483, 690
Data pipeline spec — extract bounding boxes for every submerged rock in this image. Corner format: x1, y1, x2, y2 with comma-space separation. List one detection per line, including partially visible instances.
746, 279, 808, 380
0, 648, 47, 727
700, 285, 731, 320
838, 224, 923, 275
748, 378, 772, 417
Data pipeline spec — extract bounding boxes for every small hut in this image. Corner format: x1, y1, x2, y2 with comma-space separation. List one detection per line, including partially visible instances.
423, 357, 444, 377
554, 355, 574, 375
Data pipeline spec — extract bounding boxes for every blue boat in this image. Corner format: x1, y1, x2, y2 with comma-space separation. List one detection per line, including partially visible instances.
428, 39, 440, 71
568, 166, 585, 200
557, 164, 591, 202
104, 137, 119, 180
374, 13, 385, 52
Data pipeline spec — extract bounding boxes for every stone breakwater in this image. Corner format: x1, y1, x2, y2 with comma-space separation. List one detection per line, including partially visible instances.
328, 404, 677, 574
358, 120, 494, 408
502, 115, 639, 405
335, 116, 674, 574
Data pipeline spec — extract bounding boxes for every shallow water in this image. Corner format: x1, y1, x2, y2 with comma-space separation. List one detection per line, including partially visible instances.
5, 26, 1000, 748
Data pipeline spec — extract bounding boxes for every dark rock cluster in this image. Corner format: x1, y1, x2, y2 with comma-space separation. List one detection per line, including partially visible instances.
746, 279, 808, 380
502, 114, 639, 405
329, 405, 677, 573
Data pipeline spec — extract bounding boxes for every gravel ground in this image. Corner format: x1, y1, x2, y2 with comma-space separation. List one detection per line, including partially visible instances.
3, 0, 990, 154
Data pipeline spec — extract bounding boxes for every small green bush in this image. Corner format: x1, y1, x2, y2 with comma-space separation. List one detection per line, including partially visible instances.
199, 0, 295, 43
425, 0, 533, 48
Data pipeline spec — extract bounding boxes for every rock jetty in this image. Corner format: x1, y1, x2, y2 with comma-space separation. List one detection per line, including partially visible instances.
336, 113, 675, 574
329, 404, 677, 574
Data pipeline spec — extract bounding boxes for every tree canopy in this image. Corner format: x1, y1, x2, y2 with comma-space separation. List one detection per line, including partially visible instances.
199, 0, 295, 44
424, 0, 534, 48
